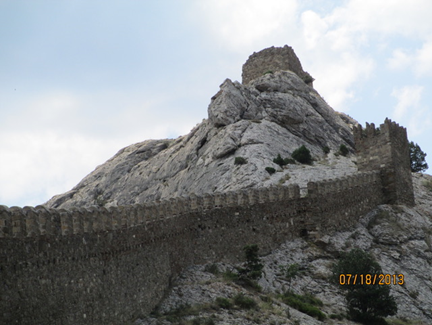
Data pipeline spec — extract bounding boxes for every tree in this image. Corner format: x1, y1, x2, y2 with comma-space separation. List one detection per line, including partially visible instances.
238, 244, 264, 281
235, 244, 264, 291
409, 141, 428, 172
332, 249, 397, 324
273, 154, 285, 167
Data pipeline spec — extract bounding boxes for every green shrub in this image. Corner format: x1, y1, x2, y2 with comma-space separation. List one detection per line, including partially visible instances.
273, 154, 296, 167
281, 292, 326, 321
323, 146, 330, 154
302, 73, 314, 84
330, 313, 344, 320
283, 158, 296, 164
222, 270, 238, 282
233, 294, 257, 310
339, 144, 349, 156
265, 167, 276, 174
273, 154, 285, 166
215, 297, 232, 309
231, 244, 264, 291
300, 304, 326, 321
264, 70, 274, 75
282, 292, 323, 307
221, 245, 264, 291
291, 145, 312, 164
234, 157, 247, 165
191, 317, 215, 325
300, 294, 323, 307
332, 248, 397, 324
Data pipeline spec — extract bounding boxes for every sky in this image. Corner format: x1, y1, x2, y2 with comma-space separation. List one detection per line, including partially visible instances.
1, 0, 431, 207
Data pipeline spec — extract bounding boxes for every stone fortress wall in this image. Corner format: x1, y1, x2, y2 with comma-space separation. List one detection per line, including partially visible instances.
354, 118, 415, 206
0, 119, 413, 324
241, 45, 314, 86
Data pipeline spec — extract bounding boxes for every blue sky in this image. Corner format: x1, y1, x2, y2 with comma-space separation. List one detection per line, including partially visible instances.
1, 0, 431, 207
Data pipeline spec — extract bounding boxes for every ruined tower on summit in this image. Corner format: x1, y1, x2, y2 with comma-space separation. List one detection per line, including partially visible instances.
354, 118, 415, 206
242, 45, 314, 86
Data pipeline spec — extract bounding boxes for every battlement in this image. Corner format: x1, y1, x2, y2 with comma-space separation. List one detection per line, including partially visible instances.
354, 118, 414, 206
241, 45, 314, 85
0, 172, 381, 239
0, 171, 383, 324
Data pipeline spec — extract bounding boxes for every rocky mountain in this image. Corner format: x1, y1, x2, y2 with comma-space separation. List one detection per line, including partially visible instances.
136, 173, 432, 325
43, 45, 432, 324
46, 69, 356, 209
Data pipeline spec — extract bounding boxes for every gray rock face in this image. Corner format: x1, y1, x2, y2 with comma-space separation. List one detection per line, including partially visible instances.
46, 70, 355, 209
136, 173, 432, 325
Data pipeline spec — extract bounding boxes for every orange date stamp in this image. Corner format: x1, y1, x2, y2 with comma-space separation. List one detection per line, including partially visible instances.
339, 274, 404, 286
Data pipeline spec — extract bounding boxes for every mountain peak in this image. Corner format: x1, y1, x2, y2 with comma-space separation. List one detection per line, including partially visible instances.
242, 45, 314, 86
45, 48, 355, 209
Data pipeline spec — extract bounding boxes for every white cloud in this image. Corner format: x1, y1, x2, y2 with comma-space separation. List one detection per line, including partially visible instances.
415, 40, 432, 77
391, 85, 431, 137
387, 40, 432, 77
0, 88, 199, 206
391, 85, 423, 120
311, 52, 375, 110
296, 1, 432, 112
0, 131, 114, 206
298, 7, 376, 110
301, 10, 328, 49
407, 107, 432, 138
192, 0, 299, 52
387, 49, 413, 70
199, 0, 432, 114
327, 0, 432, 37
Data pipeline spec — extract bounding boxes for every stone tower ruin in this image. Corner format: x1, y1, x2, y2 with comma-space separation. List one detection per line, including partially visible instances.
354, 118, 415, 206
241, 45, 314, 86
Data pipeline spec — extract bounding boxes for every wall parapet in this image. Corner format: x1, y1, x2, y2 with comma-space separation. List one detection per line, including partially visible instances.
0, 172, 379, 239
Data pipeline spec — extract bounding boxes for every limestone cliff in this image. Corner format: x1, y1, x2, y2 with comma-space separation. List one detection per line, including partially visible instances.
46, 70, 356, 209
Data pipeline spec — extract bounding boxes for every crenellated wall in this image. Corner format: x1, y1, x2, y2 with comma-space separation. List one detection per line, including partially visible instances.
354, 118, 414, 206
0, 118, 414, 324
0, 171, 384, 324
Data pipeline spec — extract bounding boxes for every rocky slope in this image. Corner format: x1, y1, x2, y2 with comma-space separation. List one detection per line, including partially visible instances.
136, 173, 432, 325
45, 70, 356, 209
42, 45, 432, 324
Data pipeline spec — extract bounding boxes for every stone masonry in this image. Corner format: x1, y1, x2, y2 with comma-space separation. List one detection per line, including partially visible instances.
354, 118, 415, 206
0, 119, 414, 324
242, 45, 314, 86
